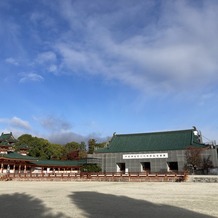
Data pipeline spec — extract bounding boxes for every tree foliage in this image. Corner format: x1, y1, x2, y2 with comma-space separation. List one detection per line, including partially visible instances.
88, 139, 96, 154
15, 134, 63, 160
185, 147, 203, 170
15, 134, 109, 161
202, 156, 213, 174
185, 147, 213, 174
81, 164, 101, 172
88, 139, 107, 154
62, 141, 87, 160
45, 143, 64, 160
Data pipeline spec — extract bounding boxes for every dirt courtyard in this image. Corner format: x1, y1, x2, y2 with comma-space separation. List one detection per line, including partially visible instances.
0, 181, 217, 218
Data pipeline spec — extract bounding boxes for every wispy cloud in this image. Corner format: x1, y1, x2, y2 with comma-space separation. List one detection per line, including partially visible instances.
5, 57, 19, 65
48, 64, 57, 72
30, 11, 55, 28
34, 115, 108, 144
0, 116, 31, 130
19, 73, 44, 83
47, 131, 108, 145
3, 1, 217, 93
36, 51, 58, 73
37, 116, 72, 132
47, 131, 85, 145
36, 51, 57, 64
52, 1, 218, 94
10, 117, 31, 130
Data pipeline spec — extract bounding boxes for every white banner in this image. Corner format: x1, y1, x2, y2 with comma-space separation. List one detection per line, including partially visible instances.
123, 153, 168, 159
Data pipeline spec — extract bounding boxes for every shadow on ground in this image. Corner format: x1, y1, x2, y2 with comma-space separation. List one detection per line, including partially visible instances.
70, 191, 216, 218
0, 193, 70, 218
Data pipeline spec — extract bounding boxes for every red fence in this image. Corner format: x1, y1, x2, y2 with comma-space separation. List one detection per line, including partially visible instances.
2, 172, 187, 182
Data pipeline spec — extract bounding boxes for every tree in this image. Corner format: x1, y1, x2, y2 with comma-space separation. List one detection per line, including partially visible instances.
88, 139, 96, 154
64, 142, 80, 152
45, 143, 64, 160
202, 156, 213, 174
63, 141, 87, 160
16, 134, 63, 160
79, 141, 87, 158
185, 147, 203, 174
15, 134, 87, 160
88, 139, 107, 154
81, 164, 101, 172
96, 142, 107, 149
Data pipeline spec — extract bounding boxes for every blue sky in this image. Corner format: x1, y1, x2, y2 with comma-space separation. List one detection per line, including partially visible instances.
0, 0, 218, 144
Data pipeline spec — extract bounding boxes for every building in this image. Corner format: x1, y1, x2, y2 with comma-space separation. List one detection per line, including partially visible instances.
90, 128, 218, 173
0, 132, 87, 174
0, 132, 16, 154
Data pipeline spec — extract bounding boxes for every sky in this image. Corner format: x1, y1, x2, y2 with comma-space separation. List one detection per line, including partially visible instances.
0, 0, 218, 145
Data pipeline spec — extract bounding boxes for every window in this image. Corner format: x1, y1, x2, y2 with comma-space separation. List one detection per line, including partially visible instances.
116, 163, 125, 173
141, 162, 151, 172
167, 162, 178, 171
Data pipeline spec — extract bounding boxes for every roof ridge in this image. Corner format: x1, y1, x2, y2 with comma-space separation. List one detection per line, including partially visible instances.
115, 129, 193, 136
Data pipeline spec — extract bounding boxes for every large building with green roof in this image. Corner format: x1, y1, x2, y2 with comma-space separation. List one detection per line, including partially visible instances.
90, 127, 218, 173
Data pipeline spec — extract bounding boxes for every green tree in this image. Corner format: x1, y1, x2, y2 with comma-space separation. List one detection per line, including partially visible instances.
45, 143, 64, 160
95, 142, 107, 149
64, 141, 81, 153
88, 139, 96, 154
81, 164, 101, 172
63, 141, 87, 160
16, 134, 50, 159
80, 141, 86, 150
88, 139, 107, 154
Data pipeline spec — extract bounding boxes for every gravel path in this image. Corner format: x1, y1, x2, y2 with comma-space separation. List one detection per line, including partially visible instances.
0, 181, 218, 218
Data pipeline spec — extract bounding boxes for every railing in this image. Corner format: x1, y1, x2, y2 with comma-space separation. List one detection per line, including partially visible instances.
5, 172, 187, 182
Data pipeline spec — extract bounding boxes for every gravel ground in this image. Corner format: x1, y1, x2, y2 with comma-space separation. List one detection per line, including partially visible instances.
0, 181, 218, 218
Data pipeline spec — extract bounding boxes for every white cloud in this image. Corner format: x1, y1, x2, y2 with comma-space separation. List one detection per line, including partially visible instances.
30, 11, 44, 22
46, 130, 108, 145
2, 1, 218, 94
36, 51, 58, 73
48, 64, 57, 72
37, 51, 57, 64
10, 117, 31, 130
54, 1, 218, 94
19, 73, 44, 83
5, 57, 19, 65
30, 11, 55, 28
0, 116, 31, 130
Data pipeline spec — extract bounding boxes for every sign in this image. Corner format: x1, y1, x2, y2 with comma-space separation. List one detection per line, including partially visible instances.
123, 153, 168, 159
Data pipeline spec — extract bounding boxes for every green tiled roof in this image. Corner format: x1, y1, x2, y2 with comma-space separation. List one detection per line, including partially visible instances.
96, 129, 206, 153
17, 144, 29, 150
0, 132, 16, 143
30, 159, 87, 167
0, 152, 87, 167
0, 152, 38, 160
0, 141, 13, 147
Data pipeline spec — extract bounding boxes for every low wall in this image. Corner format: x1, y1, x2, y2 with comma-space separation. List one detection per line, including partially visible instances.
187, 175, 218, 183
2, 172, 186, 182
